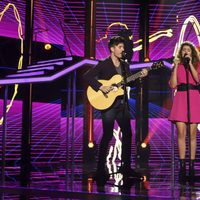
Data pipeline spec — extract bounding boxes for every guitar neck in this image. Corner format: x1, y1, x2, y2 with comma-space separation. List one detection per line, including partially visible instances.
126, 68, 151, 83
117, 61, 163, 86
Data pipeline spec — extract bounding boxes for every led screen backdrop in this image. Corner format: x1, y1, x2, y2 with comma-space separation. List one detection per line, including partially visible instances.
0, 0, 200, 61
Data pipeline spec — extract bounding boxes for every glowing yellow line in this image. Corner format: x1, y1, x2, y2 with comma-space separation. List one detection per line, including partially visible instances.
96, 21, 173, 52
0, 3, 23, 125
133, 29, 173, 52
133, 29, 173, 45
96, 22, 130, 42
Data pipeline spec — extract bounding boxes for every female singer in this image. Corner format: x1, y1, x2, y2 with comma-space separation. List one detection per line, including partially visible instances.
169, 41, 200, 182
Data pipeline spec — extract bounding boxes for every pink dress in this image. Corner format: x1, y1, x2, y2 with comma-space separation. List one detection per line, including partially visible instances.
168, 63, 200, 123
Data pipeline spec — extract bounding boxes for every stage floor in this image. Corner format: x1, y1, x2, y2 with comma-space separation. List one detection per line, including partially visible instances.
1, 161, 200, 199
0, 101, 200, 199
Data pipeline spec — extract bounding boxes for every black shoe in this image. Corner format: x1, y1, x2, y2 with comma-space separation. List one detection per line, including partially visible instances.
179, 159, 186, 183
118, 166, 132, 174
189, 159, 195, 185
118, 166, 144, 181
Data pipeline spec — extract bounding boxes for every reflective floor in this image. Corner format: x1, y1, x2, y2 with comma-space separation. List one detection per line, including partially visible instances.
0, 101, 200, 199
1, 161, 200, 199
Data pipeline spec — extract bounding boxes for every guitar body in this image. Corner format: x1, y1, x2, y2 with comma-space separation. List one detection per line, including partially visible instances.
87, 74, 124, 110
86, 60, 164, 110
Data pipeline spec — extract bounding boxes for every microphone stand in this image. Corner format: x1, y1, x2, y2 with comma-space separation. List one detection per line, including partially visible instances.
112, 58, 144, 184
119, 59, 143, 182
119, 59, 130, 173
184, 59, 191, 161
121, 60, 129, 111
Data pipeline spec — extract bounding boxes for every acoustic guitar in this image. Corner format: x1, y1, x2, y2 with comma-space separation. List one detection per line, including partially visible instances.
87, 61, 164, 110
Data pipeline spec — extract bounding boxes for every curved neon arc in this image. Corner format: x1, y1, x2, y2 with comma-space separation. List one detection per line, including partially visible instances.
174, 15, 200, 56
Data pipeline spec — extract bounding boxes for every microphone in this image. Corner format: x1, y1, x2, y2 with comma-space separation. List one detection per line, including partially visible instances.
121, 52, 126, 59
183, 54, 190, 63
120, 52, 128, 63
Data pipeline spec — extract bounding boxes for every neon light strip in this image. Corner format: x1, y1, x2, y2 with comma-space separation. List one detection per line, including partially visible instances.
37, 57, 73, 64
174, 15, 200, 56
133, 29, 173, 52
7, 71, 45, 78
0, 3, 23, 125
130, 60, 172, 69
0, 59, 98, 85
0, 59, 172, 84
17, 66, 54, 73
28, 61, 64, 68
96, 20, 173, 53
96, 22, 129, 43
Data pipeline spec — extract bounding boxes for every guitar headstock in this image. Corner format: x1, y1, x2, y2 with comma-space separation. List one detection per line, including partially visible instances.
150, 61, 164, 71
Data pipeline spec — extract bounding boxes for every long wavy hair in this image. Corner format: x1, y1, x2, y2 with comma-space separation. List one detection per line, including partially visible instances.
176, 41, 200, 69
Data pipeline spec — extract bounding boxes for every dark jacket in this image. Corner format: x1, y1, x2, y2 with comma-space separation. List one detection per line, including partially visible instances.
83, 57, 131, 92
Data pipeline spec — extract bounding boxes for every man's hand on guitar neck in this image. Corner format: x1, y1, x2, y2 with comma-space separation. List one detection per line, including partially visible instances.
99, 85, 114, 93
140, 68, 148, 78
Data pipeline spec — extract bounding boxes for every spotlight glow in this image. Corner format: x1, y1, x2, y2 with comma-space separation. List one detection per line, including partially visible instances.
88, 142, 94, 148
44, 43, 52, 50
141, 143, 147, 148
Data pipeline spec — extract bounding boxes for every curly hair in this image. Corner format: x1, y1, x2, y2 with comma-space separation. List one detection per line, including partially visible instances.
176, 41, 200, 69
